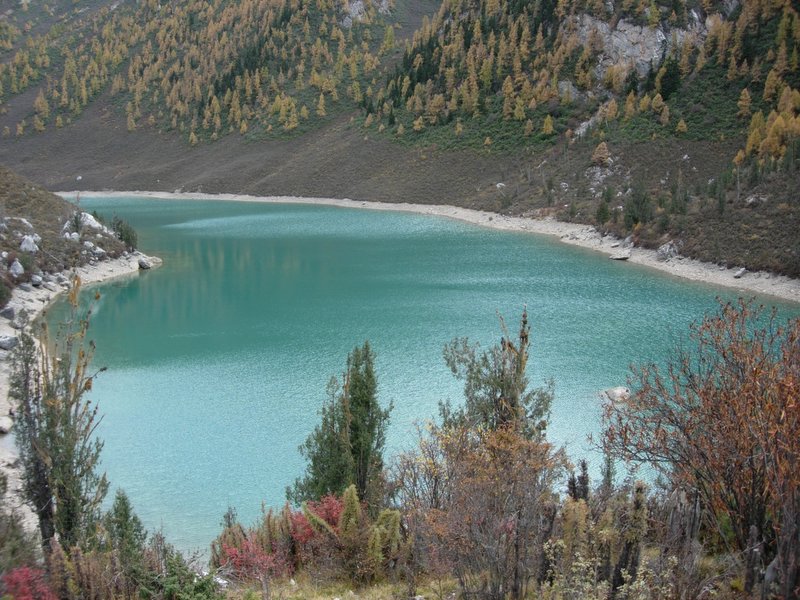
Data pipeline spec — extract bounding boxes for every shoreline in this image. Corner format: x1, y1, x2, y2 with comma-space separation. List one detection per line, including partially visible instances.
62, 190, 800, 304
0, 252, 162, 532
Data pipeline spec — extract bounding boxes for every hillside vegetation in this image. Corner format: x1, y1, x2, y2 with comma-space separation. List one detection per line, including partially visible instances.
0, 166, 128, 302
0, 0, 798, 275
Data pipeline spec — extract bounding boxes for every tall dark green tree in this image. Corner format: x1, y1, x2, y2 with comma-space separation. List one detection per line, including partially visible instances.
10, 279, 108, 551
288, 342, 391, 508
346, 342, 389, 504
287, 378, 355, 505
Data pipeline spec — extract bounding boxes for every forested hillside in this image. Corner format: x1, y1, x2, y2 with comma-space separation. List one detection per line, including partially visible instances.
0, 0, 798, 274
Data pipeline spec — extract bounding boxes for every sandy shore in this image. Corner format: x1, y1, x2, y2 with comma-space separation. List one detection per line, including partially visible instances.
0, 252, 162, 532
63, 190, 800, 304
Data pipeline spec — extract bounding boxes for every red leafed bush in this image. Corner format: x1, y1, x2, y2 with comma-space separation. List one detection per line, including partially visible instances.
1, 567, 56, 600
220, 539, 289, 582
289, 510, 314, 545
306, 494, 344, 529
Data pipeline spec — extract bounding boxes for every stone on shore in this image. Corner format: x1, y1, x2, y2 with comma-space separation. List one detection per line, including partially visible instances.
734, 267, 747, 279
0, 306, 14, 320
0, 416, 12, 434
609, 249, 631, 260
602, 386, 631, 402
0, 335, 18, 351
657, 241, 679, 261
138, 257, 152, 270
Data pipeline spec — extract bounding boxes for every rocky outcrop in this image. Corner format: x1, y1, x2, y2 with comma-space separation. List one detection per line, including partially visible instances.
657, 240, 680, 261
574, 14, 707, 81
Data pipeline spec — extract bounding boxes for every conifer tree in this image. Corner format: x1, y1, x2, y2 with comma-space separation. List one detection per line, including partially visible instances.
10, 280, 108, 551
289, 343, 390, 508
737, 87, 752, 118
441, 309, 552, 439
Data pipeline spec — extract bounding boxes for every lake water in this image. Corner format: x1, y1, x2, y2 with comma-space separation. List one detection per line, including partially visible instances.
50, 196, 799, 554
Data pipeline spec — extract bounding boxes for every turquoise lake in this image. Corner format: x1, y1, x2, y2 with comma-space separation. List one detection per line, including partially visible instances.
53, 196, 800, 554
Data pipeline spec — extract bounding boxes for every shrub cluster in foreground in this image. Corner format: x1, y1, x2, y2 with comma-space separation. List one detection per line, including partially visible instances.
0, 301, 798, 600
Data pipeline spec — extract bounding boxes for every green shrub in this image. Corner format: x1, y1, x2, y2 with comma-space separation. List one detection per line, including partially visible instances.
624, 188, 653, 229
0, 279, 11, 308
111, 216, 138, 250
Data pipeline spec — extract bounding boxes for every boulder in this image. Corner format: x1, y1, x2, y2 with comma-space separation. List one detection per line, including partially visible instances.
138, 257, 152, 270
20, 235, 39, 253
9, 260, 24, 278
734, 267, 747, 279
657, 241, 679, 261
18, 283, 33, 292
0, 335, 18, 351
0, 306, 15, 320
30, 274, 43, 287
609, 249, 631, 260
79, 212, 108, 233
603, 386, 631, 402
0, 416, 12, 434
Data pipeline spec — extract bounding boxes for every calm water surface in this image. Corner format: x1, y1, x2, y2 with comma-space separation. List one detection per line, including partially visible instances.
51, 197, 799, 553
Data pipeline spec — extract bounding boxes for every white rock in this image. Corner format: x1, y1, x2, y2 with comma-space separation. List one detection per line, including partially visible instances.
0, 416, 12, 434
603, 387, 631, 402
9, 260, 24, 278
0, 335, 18, 351
609, 249, 631, 260
734, 267, 746, 279
20, 235, 39, 253
657, 241, 679, 261
30, 274, 43, 287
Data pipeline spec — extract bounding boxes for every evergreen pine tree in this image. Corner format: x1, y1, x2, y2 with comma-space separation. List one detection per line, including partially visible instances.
288, 343, 390, 508
287, 378, 354, 504
10, 280, 108, 551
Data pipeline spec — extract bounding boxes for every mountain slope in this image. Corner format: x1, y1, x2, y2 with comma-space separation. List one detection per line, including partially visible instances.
0, 0, 797, 275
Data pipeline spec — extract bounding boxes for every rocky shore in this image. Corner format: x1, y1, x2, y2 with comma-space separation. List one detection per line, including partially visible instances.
0, 251, 162, 532
63, 191, 800, 304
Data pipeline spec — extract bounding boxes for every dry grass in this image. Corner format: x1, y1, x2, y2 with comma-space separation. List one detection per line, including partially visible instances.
224, 573, 458, 600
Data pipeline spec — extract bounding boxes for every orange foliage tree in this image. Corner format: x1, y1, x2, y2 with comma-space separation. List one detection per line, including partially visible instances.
602, 300, 799, 596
